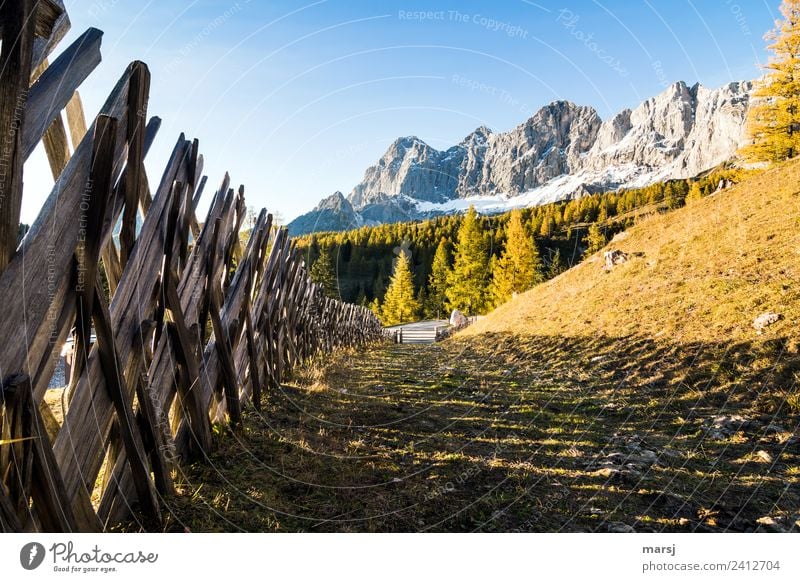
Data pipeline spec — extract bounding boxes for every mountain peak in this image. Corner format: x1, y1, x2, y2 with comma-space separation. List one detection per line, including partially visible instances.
314, 191, 350, 211
390, 135, 427, 150
289, 79, 753, 236
461, 125, 493, 146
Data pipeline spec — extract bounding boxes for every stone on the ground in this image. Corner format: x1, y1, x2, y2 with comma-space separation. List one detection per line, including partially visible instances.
753, 312, 782, 331
608, 522, 636, 533
702, 415, 754, 439
587, 433, 660, 478
450, 309, 469, 327
755, 450, 773, 463
756, 514, 800, 533
604, 250, 628, 269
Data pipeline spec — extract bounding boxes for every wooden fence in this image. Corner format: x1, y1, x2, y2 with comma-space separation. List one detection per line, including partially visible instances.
0, 1, 383, 532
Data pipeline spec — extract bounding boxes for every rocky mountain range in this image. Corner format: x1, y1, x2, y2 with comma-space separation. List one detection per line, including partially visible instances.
288, 80, 752, 236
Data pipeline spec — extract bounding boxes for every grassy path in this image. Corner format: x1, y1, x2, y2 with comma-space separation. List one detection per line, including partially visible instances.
129, 334, 800, 532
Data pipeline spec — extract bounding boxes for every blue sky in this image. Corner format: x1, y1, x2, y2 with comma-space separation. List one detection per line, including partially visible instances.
23, 0, 779, 224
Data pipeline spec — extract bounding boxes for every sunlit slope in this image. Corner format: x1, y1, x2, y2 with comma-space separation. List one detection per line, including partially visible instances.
465, 159, 800, 344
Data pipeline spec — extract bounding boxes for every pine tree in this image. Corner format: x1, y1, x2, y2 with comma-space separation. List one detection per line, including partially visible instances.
585, 223, 607, 254
742, 0, 800, 163
490, 209, 542, 305
446, 206, 489, 315
427, 239, 450, 319
380, 252, 420, 325
417, 286, 429, 318
309, 251, 338, 298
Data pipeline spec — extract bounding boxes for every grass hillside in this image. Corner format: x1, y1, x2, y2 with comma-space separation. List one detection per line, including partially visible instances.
142, 161, 800, 533
465, 159, 800, 344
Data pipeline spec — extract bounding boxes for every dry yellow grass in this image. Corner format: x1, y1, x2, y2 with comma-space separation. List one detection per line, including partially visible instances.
465, 159, 800, 344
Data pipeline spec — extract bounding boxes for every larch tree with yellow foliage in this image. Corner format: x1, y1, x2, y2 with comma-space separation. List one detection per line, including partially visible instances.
490, 209, 543, 306
379, 252, 420, 325
742, 0, 800, 163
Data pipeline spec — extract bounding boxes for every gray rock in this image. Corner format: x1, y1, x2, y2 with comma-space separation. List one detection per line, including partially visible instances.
753, 312, 782, 331
608, 522, 636, 533
349, 136, 464, 207
449, 309, 469, 328
604, 250, 629, 269
703, 415, 756, 439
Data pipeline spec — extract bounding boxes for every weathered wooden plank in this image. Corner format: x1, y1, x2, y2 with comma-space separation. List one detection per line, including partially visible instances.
161, 192, 212, 455
70, 115, 117, 392
206, 219, 242, 426
0, 65, 135, 402
96, 318, 174, 524
0, 483, 23, 532
237, 212, 271, 406
119, 62, 150, 266
189, 176, 208, 239
65, 91, 88, 147
151, 184, 233, 457
191, 209, 269, 420
68, 114, 158, 526
52, 132, 190, 519
42, 114, 70, 179
0, 0, 36, 272
243, 309, 262, 410
13, 375, 79, 532
100, 115, 160, 297
1, 373, 32, 523
91, 278, 161, 524
105, 173, 217, 505
31, 0, 70, 70
27, 116, 161, 403
22, 27, 103, 160
134, 372, 174, 495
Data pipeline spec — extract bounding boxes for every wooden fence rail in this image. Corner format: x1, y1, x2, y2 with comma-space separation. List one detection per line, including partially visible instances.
0, 2, 383, 532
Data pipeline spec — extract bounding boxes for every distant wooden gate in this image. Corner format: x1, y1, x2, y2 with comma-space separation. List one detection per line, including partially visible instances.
0, 1, 383, 533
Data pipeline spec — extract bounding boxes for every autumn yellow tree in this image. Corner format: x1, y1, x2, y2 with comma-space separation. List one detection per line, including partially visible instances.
742, 0, 800, 163
446, 206, 489, 315
490, 209, 542, 306
380, 252, 420, 325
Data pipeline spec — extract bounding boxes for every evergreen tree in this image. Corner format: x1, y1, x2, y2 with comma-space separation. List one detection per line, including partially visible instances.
427, 239, 451, 318
446, 206, 489, 315
417, 286, 429, 318
585, 223, 607, 254
309, 251, 338, 298
380, 252, 420, 325
742, 0, 800, 163
546, 248, 565, 279
490, 209, 542, 305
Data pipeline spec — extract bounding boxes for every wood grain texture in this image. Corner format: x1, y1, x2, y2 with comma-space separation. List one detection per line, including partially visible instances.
0, 0, 36, 271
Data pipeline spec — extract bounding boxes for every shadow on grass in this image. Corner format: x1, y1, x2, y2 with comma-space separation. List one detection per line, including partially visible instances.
121, 332, 800, 533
